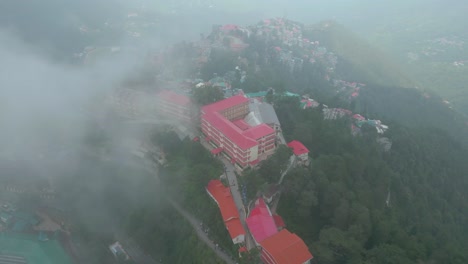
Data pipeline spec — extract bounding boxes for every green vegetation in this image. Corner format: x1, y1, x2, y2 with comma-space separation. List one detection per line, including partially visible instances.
240, 144, 293, 202
154, 130, 240, 258
201, 21, 468, 262
304, 22, 414, 88
274, 96, 468, 264
124, 199, 225, 264
192, 85, 225, 106
56, 147, 227, 264
350, 2, 468, 116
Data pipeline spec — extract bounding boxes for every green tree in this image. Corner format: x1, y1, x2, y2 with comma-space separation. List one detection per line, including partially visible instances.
364, 244, 412, 264
192, 85, 225, 106
315, 227, 363, 264
258, 144, 293, 183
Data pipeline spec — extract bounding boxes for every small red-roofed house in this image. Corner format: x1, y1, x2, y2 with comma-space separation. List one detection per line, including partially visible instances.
206, 180, 245, 244
287, 140, 309, 165
259, 229, 313, 264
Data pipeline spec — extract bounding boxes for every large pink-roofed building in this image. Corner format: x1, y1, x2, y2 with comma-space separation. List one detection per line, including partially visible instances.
246, 198, 278, 245
201, 95, 276, 170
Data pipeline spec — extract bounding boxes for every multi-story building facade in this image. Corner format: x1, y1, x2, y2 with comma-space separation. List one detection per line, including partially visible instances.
201, 95, 276, 170
156, 90, 192, 123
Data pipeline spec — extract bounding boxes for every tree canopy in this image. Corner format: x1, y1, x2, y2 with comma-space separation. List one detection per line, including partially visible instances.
192, 85, 225, 106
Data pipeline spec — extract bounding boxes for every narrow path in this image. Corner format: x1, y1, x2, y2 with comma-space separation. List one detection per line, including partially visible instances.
278, 155, 296, 185
168, 200, 236, 264
219, 159, 256, 251
137, 157, 236, 264
82, 146, 234, 264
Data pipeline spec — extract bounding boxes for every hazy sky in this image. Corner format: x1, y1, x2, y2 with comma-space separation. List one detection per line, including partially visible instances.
0, 0, 465, 164
0, 28, 147, 162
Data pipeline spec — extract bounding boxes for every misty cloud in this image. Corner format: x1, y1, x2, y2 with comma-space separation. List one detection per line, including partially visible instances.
0, 29, 146, 161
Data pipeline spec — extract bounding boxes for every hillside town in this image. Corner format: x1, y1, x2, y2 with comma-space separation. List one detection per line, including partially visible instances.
3, 0, 468, 263
0, 13, 401, 262
102, 17, 397, 263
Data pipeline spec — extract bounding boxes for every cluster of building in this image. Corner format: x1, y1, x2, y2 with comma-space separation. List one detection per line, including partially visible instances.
323, 107, 389, 135
111, 85, 310, 171
322, 107, 353, 120
253, 18, 304, 48
246, 198, 313, 264
351, 114, 389, 134
333, 79, 365, 100
409, 36, 466, 60
206, 183, 313, 264
272, 40, 338, 76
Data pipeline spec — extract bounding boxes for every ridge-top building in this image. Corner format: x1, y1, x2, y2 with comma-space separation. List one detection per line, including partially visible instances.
201, 95, 277, 170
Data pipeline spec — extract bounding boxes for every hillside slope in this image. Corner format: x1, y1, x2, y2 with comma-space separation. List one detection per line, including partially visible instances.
304, 21, 415, 88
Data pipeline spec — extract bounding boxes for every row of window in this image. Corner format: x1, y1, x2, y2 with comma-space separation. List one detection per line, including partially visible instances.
202, 125, 254, 163
202, 121, 252, 155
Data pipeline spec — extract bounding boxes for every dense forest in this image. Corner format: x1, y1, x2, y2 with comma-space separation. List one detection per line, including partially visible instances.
56, 17, 468, 263
4, 6, 467, 262
53, 147, 227, 264
274, 96, 467, 264
195, 21, 468, 264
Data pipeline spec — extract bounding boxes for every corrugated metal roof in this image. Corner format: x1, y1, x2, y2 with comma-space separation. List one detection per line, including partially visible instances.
246, 198, 278, 243
260, 229, 313, 264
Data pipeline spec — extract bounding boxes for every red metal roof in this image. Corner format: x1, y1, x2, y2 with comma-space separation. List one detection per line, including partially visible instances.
232, 119, 250, 131
157, 90, 191, 106
204, 112, 258, 149
201, 95, 249, 114
206, 180, 245, 240
202, 95, 275, 150
287, 140, 309, 156
246, 198, 278, 243
225, 219, 245, 241
260, 229, 313, 264
273, 214, 286, 229
243, 124, 275, 140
